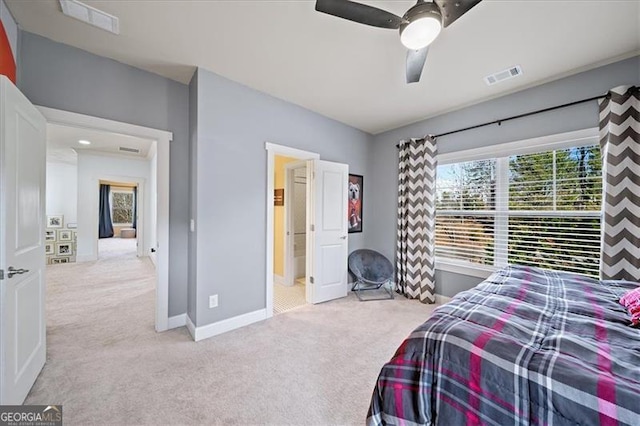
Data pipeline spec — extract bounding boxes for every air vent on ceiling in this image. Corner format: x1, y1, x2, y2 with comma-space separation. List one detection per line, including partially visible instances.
59, 0, 120, 35
119, 147, 140, 154
484, 65, 523, 86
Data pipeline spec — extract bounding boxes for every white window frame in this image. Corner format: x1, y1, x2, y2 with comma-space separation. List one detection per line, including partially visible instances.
435, 127, 600, 278
110, 189, 135, 226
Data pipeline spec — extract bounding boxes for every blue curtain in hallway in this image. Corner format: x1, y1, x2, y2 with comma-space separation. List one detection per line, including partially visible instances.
99, 184, 114, 238
132, 186, 137, 230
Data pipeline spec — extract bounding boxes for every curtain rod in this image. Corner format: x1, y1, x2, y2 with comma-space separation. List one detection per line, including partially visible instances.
396, 92, 610, 147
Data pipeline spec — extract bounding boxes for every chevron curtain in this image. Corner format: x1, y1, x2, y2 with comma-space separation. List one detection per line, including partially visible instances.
396, 137, 437, 303
599, 85, 640, 281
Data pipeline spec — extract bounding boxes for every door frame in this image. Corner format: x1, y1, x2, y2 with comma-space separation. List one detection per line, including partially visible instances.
37, 106, 173, 332
283, 161, 308, 288
96, 176, 145, 259
265, 143, 319, 318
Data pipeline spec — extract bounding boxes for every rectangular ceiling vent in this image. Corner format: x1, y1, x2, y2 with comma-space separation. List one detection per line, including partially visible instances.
484, 65, 523, 86
119, 147, 140, 154
59, 0, 120, 35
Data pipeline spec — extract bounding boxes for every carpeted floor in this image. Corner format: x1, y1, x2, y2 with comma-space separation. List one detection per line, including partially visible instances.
27, 248, 440, 425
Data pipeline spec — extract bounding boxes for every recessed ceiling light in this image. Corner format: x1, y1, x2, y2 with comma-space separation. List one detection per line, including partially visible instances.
59, 0, 120, 35
78, 140, 91, 145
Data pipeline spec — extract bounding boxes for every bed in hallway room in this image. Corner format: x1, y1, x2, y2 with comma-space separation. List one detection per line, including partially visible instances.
367, 265, 640, 426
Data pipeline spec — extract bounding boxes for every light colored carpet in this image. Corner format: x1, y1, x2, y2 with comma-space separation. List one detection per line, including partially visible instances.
27, 250, 440, 425
98, 237, 137, 259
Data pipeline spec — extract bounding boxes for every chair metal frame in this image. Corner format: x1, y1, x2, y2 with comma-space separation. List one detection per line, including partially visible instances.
349, 249, 395, 301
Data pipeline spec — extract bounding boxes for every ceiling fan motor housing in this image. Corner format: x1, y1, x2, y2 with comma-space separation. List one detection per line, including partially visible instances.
400, 2, 443, 49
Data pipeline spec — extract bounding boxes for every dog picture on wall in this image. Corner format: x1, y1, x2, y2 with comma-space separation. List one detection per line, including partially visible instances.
348, 174, 363, 233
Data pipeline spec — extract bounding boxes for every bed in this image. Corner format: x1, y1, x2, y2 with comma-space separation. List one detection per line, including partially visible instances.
367, 265, 640, 425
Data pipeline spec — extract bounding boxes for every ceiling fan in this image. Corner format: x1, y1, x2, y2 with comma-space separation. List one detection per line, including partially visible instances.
315, 0, 482, 84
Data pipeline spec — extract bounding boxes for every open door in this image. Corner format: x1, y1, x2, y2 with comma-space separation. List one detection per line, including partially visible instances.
307, 159, 349, 304
0, 76, 47, 404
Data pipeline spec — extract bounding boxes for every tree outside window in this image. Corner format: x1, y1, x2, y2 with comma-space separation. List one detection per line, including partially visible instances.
112, 191, 134, 224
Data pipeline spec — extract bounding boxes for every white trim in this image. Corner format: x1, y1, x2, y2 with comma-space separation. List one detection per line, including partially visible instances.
37, 106, 172, 333
187, 309, 267, 342
438, 128, 598, 165
167, 313, 186, 329
435, 258, 495, 279
186, 315, 196, 339
265, 143, 319, 320
435, 294, 453, 305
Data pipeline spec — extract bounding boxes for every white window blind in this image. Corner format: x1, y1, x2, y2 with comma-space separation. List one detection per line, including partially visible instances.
436, 144, 602, 277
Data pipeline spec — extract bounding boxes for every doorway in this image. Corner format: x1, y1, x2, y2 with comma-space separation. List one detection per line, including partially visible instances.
273, 157, 308, 314
97, 179, 141, 261
39, 106, 172, 332
265, 143, 350, 318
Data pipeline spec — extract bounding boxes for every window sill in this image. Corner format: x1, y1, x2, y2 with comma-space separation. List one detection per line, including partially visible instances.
435, 258, 495, 279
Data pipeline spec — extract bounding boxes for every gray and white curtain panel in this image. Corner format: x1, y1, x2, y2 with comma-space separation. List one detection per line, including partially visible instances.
396, 137, 437, 303
599, 85, 640, 281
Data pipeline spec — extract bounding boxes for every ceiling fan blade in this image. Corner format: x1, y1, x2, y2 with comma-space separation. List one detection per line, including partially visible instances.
315, 0, 403, 29
406, 47, 429, 84
434, 0, 482, 28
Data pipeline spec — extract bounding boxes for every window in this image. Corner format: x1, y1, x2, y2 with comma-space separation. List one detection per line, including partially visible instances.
436, 139, 602, 277
111, 191, 134, 224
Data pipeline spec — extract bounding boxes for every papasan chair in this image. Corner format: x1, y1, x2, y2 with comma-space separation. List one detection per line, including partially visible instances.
348, 249, 395, 301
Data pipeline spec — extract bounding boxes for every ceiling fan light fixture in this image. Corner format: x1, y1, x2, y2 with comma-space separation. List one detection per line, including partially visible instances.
400, 3, 443, 50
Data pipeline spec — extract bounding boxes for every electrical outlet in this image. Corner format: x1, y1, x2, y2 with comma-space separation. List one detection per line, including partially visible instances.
209, 294, 218, 308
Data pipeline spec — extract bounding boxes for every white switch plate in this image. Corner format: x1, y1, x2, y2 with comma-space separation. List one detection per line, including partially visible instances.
209, 294, 218, 308
190, 219, 195, 233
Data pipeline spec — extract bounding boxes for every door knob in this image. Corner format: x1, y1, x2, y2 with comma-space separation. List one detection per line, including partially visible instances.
340, 236, 347, 240
8, 266, 29, 279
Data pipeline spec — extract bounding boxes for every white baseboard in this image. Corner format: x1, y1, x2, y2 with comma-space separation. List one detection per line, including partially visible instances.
187, 309, 267, 342
168, 313, 186, 329
274, 274, 285, 286
435, 294, 452, 305
186, 315, 196, 339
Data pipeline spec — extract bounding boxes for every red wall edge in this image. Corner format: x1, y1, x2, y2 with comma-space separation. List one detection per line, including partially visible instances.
0, 21, 16, 84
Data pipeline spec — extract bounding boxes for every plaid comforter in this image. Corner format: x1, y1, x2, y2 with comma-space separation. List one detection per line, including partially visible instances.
367, 266, 640, 425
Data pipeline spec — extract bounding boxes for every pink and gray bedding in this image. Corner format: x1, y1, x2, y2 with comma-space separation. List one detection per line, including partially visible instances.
367, 265, 640, 425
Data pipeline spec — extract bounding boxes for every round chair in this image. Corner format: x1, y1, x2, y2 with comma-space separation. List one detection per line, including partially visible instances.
348, 249, 395, 301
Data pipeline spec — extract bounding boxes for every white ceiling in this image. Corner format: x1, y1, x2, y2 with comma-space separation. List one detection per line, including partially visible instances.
47, 123, 154, 164
7, 0, 640, 134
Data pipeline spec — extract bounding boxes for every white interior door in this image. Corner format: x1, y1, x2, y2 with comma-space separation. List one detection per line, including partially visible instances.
0, 76, 47, 404
308, 159, 348, 304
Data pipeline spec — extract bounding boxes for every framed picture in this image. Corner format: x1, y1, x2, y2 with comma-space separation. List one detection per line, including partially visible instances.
56, 243, 73, 256
58, 230, 72, 241
348, 174, 363, 233
67, 222, 77, 229
47, 215, 64, 228
45, 230, 56, 241
51, 257, 69, 264
45, 243, 54, 255
73, 231, 77, 241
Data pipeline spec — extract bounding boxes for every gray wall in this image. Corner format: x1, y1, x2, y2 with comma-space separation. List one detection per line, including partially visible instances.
368, 55, 640, 297
18, 32, 190, 316
190, 68, 372, 327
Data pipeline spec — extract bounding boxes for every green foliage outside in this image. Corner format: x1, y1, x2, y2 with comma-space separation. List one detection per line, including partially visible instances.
436, 145, 602, 276
112, 192, 134, 224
